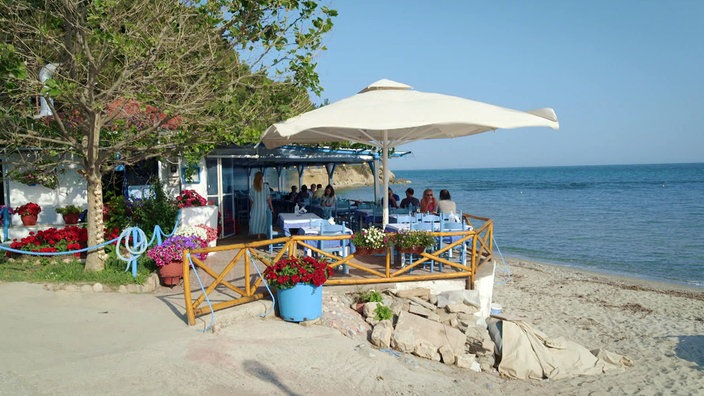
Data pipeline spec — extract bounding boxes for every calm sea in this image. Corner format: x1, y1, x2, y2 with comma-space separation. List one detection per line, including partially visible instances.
336, 163, 704, 288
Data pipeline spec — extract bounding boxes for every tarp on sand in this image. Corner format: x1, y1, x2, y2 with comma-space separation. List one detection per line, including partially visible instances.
496, 319, 632, 380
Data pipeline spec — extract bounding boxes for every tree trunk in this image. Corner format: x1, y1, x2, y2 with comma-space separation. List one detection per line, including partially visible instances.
84, 111, 106, 272
84, 168, 107, 272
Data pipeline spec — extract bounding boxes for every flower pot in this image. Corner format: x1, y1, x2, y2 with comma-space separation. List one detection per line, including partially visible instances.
276, 283, 323, 322
62, 213, 80, 225
21, 214, 37, 226
355, 247, 385, 256
398, 246, 426, 255
157, 260, 184, 287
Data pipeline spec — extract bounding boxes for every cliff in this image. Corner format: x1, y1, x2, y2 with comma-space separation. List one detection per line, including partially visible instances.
286, 164, 395, 188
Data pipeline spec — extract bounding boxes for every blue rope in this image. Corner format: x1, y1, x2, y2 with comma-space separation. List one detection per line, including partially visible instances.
187, 252, 215, 332
246, 250, 276, 318
1, 215, 182, 278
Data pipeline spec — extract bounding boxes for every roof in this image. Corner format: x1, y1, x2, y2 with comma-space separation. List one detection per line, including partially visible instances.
207, 144, 410, 168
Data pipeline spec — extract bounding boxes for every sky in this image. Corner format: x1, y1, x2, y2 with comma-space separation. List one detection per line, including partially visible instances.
310, 0, 704, 170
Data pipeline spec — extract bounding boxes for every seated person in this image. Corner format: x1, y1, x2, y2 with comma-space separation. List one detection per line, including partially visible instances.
314, 183, 325, 199
285, 185, 298, 202
399, 187, 420, 210
419, 188, 437, 213
296, 185, 311, 205
320, 185, 336, 217
380, 187, 400, 208
436, 189, 457, 214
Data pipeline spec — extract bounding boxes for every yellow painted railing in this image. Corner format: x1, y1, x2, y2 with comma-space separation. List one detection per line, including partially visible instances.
182, 215, 493, 326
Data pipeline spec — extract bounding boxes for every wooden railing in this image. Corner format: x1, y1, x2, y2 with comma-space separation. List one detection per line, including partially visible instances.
182, 215, 493, 326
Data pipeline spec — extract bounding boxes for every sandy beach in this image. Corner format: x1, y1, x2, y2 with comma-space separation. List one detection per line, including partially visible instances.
1, 257, 702, 395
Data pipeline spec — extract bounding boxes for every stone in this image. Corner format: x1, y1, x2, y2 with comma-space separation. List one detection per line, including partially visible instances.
408, 303, 433, 317
126, 284, 140, 293
456, 353, 479, 371
394, 287, 430, 299
64, 285, 79, 292
80, 284, 93, 292
118, 285, 128, 293
370, 320, 393, 349
439, 344, 455, 365
435, 289, 467, 308
390, 327, 417, 353
394, 311, 465, 355
389, 300, 405, 316
414, 341, 440, 361
92, 283, 104, 292
408, 296, 436, 311
362, 302, 380, 318
445, 303, 472, 313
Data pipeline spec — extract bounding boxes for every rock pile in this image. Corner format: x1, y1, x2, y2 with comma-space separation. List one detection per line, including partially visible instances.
351, 287, 496, 372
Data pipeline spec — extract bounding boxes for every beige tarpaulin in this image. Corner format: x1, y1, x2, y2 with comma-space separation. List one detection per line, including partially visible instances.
498, 320, 632, 380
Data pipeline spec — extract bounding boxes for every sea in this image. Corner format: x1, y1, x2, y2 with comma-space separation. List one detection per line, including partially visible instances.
335, 163, 704, 289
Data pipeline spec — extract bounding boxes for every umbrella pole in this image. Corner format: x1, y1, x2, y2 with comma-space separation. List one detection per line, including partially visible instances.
382, 131, 389, 227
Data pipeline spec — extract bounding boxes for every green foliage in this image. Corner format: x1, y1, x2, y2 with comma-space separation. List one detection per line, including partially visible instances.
103, 192, 131, 232
360, 289, 383, 303
374, 304, 393, 321
56, 205, 82, 215
390, 230, 436, 250
130, 179, 178, 239
0, 253, 150, 286
0, 0, 336, 270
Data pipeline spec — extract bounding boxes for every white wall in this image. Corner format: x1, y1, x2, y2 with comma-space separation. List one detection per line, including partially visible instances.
5, 157, 87, 226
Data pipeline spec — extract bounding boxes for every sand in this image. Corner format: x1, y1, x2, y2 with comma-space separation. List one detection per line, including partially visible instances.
0, 257, 702, 395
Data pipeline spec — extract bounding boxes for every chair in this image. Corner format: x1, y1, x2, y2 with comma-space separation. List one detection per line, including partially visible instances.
408, 221, 440, 272
438, 212, 466, 265
318, 221, 349, 274
334, 199, 352, 224
266, 210, 285, 255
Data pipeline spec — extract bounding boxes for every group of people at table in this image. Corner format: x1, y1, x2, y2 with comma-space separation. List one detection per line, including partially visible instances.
384, 187, 457, 216
247, 170, 461, 239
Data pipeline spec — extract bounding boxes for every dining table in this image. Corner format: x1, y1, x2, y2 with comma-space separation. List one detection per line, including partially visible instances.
277, 212, 324, 236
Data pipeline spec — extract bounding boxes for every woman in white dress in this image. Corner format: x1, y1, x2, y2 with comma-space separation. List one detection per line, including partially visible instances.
249, 172, 273, 239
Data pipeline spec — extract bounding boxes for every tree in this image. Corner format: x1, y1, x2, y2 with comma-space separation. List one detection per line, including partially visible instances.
0, 0, 336, 271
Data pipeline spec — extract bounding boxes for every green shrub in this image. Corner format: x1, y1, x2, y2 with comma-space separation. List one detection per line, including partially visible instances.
104, 192, 131, 232
131, 179, 178, 238
360, 289, 383, 303
374, 304, 393, 321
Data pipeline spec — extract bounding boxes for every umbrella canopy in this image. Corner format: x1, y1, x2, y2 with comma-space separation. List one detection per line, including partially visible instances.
260, 79, 560, 225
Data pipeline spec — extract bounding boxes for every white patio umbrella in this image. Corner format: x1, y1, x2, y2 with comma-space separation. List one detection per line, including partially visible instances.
260, 79, 560, 226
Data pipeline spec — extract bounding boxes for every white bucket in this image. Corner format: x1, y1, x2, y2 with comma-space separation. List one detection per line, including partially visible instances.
490, 303, 502, 315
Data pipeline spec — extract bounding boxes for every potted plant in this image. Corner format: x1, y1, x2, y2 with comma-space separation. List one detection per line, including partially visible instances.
14, 202, 42, 226
263, 255, 334, 322
174, 223, 218, 250
390, 229, 436, 254
146, 234, 207, 286
175, 189, 208, 208
56, 205, 83, 225
351, 226, 388, 255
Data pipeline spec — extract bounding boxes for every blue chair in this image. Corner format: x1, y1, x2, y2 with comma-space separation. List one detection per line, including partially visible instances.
318, 221, 349, 274
266, 210, 285, 255
409, 221, 441, 272
438, 212, 466, 265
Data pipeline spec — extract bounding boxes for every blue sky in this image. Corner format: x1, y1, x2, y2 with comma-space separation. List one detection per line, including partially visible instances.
312, 0, 704, 170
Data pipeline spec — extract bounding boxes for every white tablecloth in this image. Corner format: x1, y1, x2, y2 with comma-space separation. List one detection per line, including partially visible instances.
278, 213, 323, 236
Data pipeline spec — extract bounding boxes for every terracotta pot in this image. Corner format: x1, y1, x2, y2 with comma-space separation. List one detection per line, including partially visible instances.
21, 214, 37, 226
398, 246, 426, 255
157, 260, 184, 287
355, 247, 385, 256
62, 213, 80, 225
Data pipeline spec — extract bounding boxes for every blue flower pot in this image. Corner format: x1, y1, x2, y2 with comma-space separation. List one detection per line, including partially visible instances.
276, 283, 323, 322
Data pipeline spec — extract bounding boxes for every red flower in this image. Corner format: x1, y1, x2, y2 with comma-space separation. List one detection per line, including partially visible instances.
262, 255, 333, 290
